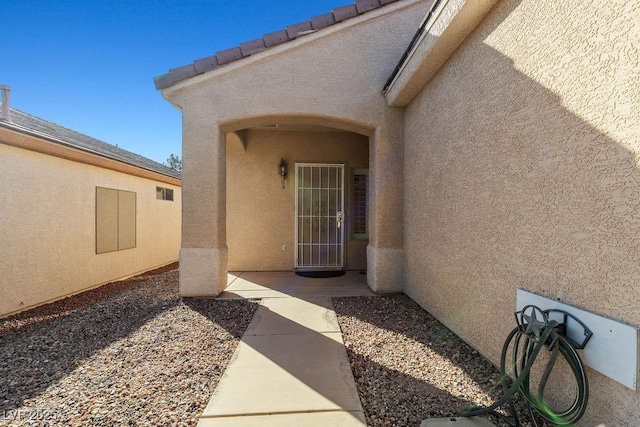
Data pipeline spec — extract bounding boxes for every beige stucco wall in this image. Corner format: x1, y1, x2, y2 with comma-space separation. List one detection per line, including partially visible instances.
226, 129, 368, 271
0, 140, 181, 317
163, 0, 433, 295
402, 0, 640, 424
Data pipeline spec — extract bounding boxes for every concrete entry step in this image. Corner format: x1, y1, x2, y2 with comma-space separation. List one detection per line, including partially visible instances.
219, 271, 375, 299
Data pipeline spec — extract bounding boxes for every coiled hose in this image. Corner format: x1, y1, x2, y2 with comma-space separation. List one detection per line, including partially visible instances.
462, 305, 589, 426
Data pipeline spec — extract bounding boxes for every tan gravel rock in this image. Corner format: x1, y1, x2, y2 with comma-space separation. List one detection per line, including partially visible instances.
333, 295, 533, 427
1, 268, 258, 427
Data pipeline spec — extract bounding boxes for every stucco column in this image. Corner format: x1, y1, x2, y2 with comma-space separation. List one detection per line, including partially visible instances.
179, 117, 228, 296
367, 111, 405, 293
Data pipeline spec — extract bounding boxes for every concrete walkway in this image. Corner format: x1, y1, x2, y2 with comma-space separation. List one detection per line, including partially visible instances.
197, 272, 374, 426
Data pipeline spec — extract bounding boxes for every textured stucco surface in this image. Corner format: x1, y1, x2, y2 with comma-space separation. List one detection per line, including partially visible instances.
226, 129, 368, 271
163, 0, 432, 294
402, 0, 640, 424
385, 0, 499, 106
0, 141, 181, 317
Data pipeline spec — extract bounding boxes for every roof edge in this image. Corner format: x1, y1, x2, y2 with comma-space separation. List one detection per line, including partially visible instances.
154, 0, 405, 91
384, 0, 500, 107
0, 124, 181, 186
0, 108, 181, 182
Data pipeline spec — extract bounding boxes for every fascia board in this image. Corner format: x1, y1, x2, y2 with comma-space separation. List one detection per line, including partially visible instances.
385, 0, 500, 107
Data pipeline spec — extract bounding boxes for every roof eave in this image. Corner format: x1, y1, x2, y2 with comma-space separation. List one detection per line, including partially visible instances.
0, 120, 181, 184
154, 0, 416, 92
384, 0, 500, 107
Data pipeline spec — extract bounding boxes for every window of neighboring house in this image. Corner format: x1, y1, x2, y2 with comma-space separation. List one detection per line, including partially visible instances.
352, 168, 369, 239
96, 187, 136, 254
156, 186, 174, 201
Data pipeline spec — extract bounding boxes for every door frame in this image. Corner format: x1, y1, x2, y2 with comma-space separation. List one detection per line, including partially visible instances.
294, 162, 345, 270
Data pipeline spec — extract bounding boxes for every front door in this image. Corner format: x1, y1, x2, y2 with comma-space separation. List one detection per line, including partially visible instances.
295, 163, 344, 269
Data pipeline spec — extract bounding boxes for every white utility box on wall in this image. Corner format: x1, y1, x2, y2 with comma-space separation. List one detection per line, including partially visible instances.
517, 289, 639, 391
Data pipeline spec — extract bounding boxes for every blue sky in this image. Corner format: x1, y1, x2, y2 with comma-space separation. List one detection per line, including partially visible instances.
2, 0, 350, 165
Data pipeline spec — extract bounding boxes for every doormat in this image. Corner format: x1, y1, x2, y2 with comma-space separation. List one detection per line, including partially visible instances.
296, 270, 346, 278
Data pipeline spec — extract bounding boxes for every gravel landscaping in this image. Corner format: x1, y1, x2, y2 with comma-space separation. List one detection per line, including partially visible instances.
2, 267, 535, 427
1, 265, 258, 427
333, 295, 533, 427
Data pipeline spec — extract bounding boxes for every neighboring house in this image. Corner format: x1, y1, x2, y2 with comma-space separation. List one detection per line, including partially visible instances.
0, 87, 181, 318
154, 0, 639, 424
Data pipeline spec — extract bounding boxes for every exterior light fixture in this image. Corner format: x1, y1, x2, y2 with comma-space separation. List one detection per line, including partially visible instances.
279, 158, 288, 189
279, 158, 288, 180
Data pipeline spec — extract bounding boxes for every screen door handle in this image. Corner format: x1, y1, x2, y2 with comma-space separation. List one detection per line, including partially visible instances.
336, 211, 343, 229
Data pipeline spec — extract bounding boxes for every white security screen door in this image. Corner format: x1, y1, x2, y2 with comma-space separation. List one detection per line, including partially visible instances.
295, 163, 344, 269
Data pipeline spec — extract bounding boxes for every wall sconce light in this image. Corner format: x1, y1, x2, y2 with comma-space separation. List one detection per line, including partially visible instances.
279, 158, 288, 188
279, 158, 288, 180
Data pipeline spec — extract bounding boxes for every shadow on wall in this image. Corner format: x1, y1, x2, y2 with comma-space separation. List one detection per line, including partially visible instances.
402, 0, 640, 424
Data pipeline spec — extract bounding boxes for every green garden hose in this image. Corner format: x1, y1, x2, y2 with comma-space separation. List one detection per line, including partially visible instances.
462, 305, 590, 426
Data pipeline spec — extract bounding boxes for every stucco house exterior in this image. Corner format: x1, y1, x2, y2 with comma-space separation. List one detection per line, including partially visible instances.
154, 0, 639, 424
0, 87, 181, 318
